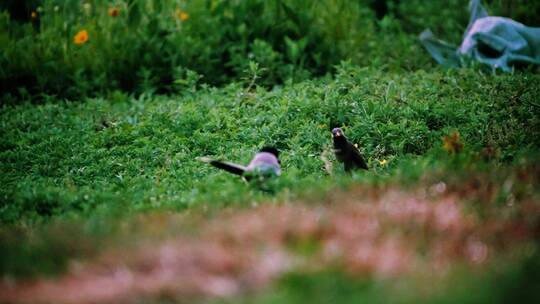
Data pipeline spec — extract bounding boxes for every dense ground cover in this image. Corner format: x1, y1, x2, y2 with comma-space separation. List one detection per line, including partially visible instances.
2, 67, 539, 225
1, 0, 540, 303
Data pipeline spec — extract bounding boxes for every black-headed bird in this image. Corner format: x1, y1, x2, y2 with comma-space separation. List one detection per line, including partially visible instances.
198, 147, 281, 182
332, 128, 368, 172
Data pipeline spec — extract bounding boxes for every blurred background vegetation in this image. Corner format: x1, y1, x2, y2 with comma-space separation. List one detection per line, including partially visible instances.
1, 0, 539, 104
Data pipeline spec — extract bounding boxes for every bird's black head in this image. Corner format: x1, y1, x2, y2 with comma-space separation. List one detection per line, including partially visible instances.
332, 128, 348, 148
332, 127, 345, 138
259, 146, 280, 158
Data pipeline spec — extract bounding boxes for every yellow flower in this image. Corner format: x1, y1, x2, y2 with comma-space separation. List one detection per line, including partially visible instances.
108, 7, 120, 17
442, 131, 463, 154
31, 11, 37, 19
176, 10, 189, 21
378, 159, 388, 166
73, 30, 89, 45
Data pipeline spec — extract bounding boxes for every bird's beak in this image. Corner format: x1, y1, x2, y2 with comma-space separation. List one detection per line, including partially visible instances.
334, 131, 342, 137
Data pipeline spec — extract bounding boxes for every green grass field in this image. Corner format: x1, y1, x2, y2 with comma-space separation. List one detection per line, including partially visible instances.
1, 1, 540, 303
2, 67, 539, 225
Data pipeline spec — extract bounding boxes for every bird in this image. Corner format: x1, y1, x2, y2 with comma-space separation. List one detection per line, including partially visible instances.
198, 146, 281, 182
331, 127, 368, 172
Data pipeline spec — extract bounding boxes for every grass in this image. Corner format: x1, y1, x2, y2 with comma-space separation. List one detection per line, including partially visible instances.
237, 250, 540, 304
1, 159, 539, 302
2, 66, 539, 225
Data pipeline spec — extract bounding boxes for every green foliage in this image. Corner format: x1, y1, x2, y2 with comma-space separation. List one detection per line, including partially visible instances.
225, 247, 540, 304
0, 0, 370, 101
258, 271, 388, 304
0, 222, 105, 277
2, 0, 536, 102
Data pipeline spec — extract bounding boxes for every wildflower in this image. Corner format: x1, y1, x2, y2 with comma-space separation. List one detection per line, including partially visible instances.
442, 131, 463, 154
378, 159, 388, 166
176, 10, 189, 21
108, 7, 120, 17
73, 30, 89, 45
31, 11, 37, 19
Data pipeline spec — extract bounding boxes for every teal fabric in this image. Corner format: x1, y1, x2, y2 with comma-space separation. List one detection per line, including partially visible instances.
420, 0, 540, 71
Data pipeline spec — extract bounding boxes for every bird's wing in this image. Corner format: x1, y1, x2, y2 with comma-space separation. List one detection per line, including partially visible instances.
197, 157, 247, 176
350, 145, 369, 170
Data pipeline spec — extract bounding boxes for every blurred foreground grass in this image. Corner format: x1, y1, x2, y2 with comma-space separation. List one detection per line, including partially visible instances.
1, 160, 539, 303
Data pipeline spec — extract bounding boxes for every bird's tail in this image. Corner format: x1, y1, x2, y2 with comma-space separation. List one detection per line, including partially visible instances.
197, 157, 246, 176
